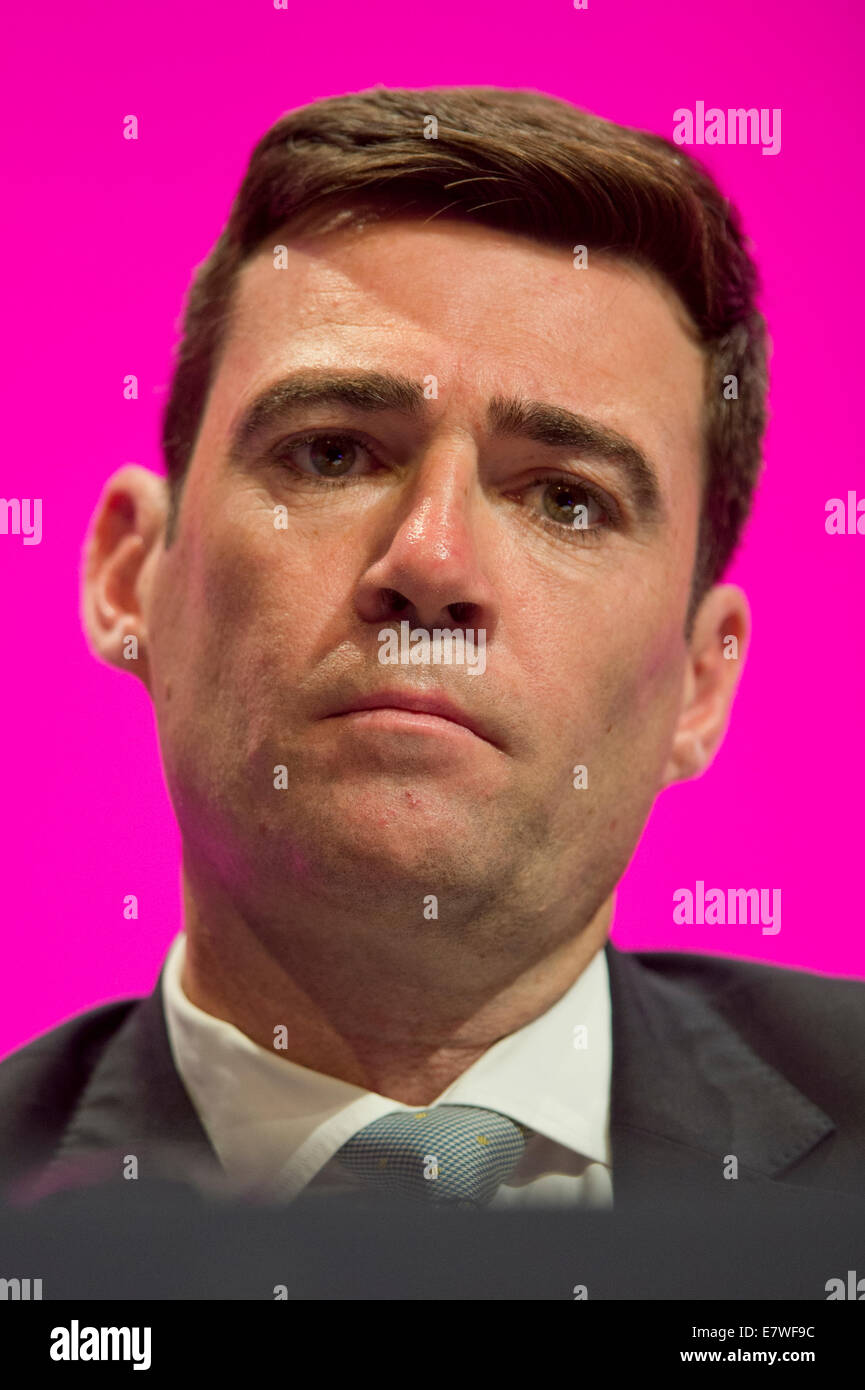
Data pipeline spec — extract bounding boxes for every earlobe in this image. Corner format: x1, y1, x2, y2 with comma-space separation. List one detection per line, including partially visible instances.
660, 584, 750, 789
80, 466, 169, 685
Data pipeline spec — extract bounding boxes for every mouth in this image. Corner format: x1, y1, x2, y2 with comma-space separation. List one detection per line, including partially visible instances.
323, 691, 500, 748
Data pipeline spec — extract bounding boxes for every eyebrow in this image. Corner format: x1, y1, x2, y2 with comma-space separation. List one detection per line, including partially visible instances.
228, 368, 664, 517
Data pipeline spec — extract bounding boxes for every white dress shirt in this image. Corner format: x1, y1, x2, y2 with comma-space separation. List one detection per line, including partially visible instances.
161, 933, 613, 1209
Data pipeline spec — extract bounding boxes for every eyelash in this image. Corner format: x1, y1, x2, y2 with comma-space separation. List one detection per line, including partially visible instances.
268, 430, 620, 540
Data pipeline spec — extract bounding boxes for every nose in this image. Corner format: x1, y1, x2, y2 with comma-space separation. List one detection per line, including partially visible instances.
353, 440, 499, 640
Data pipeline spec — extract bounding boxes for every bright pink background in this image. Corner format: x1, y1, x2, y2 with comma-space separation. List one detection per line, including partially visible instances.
2, 0, 863, 1059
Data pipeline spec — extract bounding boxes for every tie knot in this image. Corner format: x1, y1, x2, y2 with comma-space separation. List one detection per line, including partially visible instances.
334, 1104, 530, 1208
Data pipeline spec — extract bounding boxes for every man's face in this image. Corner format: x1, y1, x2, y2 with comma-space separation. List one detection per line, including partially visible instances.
143, 218, 706, 930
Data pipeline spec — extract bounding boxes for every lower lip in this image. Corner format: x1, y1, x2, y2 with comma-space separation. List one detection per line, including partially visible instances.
333, 708, 488, 743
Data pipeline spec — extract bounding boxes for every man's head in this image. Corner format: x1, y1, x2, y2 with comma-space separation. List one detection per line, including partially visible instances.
82, 86, 769, 950
161, 85, 769, 614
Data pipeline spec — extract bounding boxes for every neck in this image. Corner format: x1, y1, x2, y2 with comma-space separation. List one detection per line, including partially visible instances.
178, 857, 613, 1105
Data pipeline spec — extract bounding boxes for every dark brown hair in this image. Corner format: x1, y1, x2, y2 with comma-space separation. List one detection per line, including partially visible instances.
161, 84, 769, 615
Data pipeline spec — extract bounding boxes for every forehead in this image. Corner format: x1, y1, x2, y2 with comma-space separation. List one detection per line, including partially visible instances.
210, 218, 705, 485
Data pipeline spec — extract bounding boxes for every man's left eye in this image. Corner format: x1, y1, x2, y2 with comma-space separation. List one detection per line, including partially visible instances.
529, 477, 613, 530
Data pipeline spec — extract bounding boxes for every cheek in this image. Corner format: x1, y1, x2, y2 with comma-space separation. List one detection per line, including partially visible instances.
600, 617, 687, 779
519, 600, 685, 775
160, 515, 369, 766
171, 505, 327, 664
149, 517, 267, 730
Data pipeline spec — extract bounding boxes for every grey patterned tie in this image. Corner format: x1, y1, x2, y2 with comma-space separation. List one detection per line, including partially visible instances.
332, 1104, 531, 1208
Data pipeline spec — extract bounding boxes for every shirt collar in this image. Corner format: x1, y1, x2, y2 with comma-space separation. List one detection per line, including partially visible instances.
162, 932, 611, 1193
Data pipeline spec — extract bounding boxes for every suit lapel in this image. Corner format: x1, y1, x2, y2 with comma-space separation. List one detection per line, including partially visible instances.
27, 941, 840, 1205
604, 941, 835, 1203
33, 966, 222, 1198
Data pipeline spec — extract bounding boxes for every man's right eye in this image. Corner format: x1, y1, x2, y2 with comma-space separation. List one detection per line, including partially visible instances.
270, 430, 384, 479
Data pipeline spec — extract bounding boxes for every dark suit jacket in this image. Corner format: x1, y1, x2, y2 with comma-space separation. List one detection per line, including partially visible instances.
1, 942, 864, 1209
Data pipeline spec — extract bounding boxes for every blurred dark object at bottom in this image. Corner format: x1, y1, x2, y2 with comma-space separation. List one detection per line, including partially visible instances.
0, 1176, 862, 1300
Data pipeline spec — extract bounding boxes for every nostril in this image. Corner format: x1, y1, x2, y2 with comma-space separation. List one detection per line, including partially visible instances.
382, 589, 410, 616
449, 602, 473, 623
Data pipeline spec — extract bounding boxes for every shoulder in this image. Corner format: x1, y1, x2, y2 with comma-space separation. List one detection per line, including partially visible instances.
624, 946, 865, 1011
0, 1000, 141, 1184
0, 999, 142, 1102
618, 946, 865, 1083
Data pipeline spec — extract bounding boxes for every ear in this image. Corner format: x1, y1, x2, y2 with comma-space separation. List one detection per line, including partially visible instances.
80, 465, 170, 691
660, 583, 750, 786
